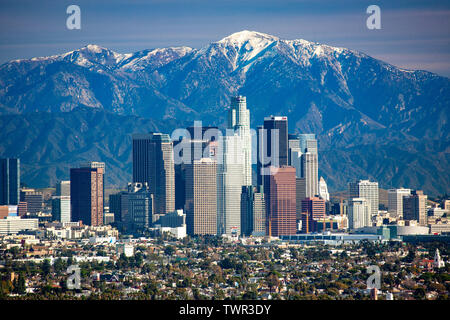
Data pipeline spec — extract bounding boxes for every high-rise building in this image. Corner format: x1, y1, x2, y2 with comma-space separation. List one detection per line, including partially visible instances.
257, 116, 288, 187
56, 180, 71, 197
217, 134, 244, 236
348, 197, 371, 229
301, 153, 319, 198
318, 177, 330, 201
70, 164, 104, 226
109, 191, 129, 225
298, 134, 317, 154
388, 188, 411, 218
173, 126, 219, 211
52, 196, 71, 223
0, 158, 20, 205
241, 185, 266, 237
227, 96, 252, 186
20, 189, 43, 215
403, 190, 428, 226
133, 133, 175, 215
349, 179, 379, 218
185, 158, 217, 235
296, 178, 306, 221
126, 182, 153, 233
301, 196, 326, 233
288, 134, 302, 178
267, 166, 296, 237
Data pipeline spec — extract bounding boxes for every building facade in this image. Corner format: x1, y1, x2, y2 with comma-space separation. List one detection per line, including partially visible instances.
268, 166, 296, 237
403, 190, 428, 226
227, 96, 252, 186
133, 133, 175, 215
70, 165, 104, 226
348, 197, 371, 229
185, 158, 217, 235
0, 158, 20, 205
349, 179, 379, 218
217, 134, 244, 236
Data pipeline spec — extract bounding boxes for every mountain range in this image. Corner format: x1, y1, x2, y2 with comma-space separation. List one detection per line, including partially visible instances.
0, 30, 448, 196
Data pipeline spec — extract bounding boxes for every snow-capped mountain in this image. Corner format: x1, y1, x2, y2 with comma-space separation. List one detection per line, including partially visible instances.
0, 30, 449, 195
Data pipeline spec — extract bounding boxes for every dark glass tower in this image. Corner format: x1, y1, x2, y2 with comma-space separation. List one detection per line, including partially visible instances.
0, 158, 20, 205
133, 133, 175, 215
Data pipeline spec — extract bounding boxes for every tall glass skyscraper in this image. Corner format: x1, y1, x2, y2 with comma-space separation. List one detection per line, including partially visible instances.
133, 133, 175, 215
227, 96, 252, 186
217, 134, 244, 236
0, 158, 20, 205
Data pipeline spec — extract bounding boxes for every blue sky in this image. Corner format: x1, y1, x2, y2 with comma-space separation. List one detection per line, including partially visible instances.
1, 0, 449, 77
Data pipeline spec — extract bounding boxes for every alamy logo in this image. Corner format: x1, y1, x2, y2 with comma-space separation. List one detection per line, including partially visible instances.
366, 5, 381, 30
67, 264, 81, 289
366, 265, 381, 289
66, 5, 81, 30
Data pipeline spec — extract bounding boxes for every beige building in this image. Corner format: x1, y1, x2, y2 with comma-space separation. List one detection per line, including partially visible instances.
185, 158, 217, 235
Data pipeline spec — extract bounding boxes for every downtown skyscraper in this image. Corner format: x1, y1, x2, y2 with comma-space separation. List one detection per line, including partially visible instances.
133, 133, 175, 215
185, 158, 217, 236
349, 179, 379, 219
70, 163, 104, 226
217, 134, 244, 236
268, 166, 297, 236
227, 96, 252, 186
0, 158, 20, 205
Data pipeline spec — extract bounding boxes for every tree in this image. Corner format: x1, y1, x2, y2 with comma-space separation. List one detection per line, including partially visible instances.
413, 287, 426, 300
265, 273, 279, 293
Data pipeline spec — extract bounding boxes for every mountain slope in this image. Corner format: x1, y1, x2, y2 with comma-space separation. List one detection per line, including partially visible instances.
0, 30, 448, 195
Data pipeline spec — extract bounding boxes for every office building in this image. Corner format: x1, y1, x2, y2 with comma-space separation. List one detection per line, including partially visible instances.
257, 116, 288, 187
70, 164, 104, 226
174, 125, 218, 211
227, 96, 252, 186
133, 133, 175, 215
388, 188, 411, 218
52, 196, 71, 223
217, 134, 244, 236
288, 134, 302, 178
0, 158, 20, 205
267, 166, 296, 237
301, 153, 319, 198
318, 177, 330, 201
348, 197, 371, 229
403, 190, 428, 226
0, 216, 38, 235
301, 197, 326, 233
56, 180, 71, 197
241, 186, 266, 237
17, 202, 27, 217
109, 191, 129, 225
349, 179, 379, 218
20, 189, 43, 215
185, 158, 217, 235
298, 134, 317, 154
126, 182, 153, 233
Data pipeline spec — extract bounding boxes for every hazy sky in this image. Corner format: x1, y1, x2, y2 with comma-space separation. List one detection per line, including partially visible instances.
1, 0, 449, 77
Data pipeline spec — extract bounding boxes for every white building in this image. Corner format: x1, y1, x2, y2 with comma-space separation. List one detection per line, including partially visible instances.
318, 177, 330, 202
302, 152, 318, 198
348, 198, 371, 229
349, 179, 379, 218
217, 134, 244, 236
227, 95, 252, 186
51, 196, 71, 223
388, 188, 411, 218
0, 216, 38, 235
